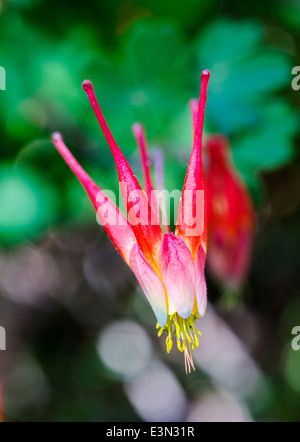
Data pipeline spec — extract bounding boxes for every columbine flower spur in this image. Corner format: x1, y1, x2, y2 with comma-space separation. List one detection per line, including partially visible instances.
51, 70, 210, 373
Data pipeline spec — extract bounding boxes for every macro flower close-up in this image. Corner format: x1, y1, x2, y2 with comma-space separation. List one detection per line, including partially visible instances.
1, 0, 300, 425
51, 71, 210, 373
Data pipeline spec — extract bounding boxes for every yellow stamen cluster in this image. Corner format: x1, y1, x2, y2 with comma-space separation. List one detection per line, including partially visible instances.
156, 312, 202, 373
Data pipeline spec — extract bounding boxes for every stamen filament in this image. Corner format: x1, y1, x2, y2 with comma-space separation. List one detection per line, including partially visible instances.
157, 312, 202, 373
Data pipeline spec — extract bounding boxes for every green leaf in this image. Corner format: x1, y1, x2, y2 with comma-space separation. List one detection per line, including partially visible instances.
194, 18, 297, 195
233, 101, 299, 172
196, 19, 292, 134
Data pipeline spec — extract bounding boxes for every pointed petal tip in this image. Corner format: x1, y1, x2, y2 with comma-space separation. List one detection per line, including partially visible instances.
82, 79, 93, 92
131, 122, 144, 138
200, 70, 211, 96
51, 132, 67, 157
201, 69, 211, 79
198, 302, 207, 318
197, 290, 207, 318
156, 313, 167, 328
51, 131, 63, 143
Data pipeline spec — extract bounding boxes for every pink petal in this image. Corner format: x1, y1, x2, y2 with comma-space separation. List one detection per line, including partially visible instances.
130, 244, 168, 327
195, 244, 207, 317
51, 132, 136, 266
159, 233, 196, 318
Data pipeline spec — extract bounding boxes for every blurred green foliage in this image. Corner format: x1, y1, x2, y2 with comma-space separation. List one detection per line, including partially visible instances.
0, 0, 298, 245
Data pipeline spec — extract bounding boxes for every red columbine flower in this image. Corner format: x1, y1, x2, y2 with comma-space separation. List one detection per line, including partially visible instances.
204, 134, 256, 290
51, 70, 210, 372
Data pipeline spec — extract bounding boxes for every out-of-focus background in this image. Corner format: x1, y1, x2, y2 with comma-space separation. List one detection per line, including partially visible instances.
0, 0, 300, 422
